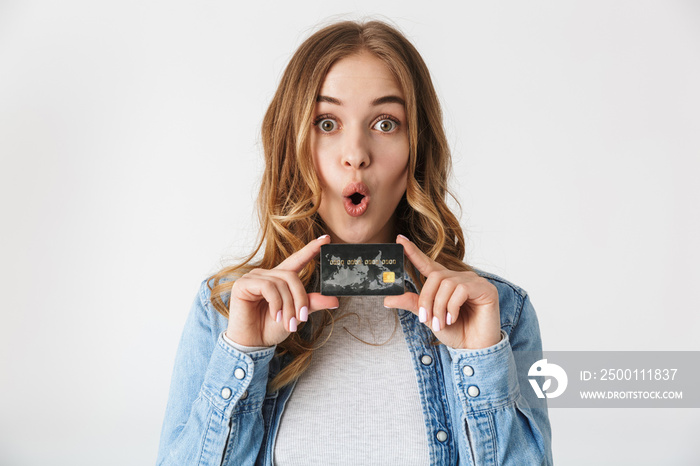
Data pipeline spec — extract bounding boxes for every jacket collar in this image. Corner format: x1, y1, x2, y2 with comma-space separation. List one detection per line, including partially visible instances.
404, 270, 419, 294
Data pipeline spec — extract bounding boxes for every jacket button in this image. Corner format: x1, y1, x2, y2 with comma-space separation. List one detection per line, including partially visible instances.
221, 387, 232, 400
467, 385, 480, 397
436, 430, 448, 442
234, 368, 246, 380
420, 355, 433, 365
240, 390, 248, 400
462, 365, 474, 376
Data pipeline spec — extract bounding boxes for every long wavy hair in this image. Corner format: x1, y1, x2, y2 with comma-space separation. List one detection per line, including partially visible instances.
207, 19, 472, 393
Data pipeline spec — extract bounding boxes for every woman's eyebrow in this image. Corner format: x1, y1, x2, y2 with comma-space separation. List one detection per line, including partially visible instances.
316, 95, 405, 106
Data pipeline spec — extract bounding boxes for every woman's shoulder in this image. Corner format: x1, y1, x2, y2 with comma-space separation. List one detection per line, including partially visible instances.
199, 274, 235, 303
471, 267, 527, 297
470, 267, 532, 332
188, 275, 235, 333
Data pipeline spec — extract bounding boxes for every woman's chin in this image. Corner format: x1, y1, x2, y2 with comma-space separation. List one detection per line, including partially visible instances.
329, 225, 368, 244
335, 226, 387, 244
335, 233, 370, 244
324, 211, 393, 244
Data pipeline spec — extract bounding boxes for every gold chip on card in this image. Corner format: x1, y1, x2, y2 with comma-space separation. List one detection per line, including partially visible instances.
382, 272, 395, 283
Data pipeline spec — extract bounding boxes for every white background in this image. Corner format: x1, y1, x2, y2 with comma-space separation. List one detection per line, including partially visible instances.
1, 1, 699, 464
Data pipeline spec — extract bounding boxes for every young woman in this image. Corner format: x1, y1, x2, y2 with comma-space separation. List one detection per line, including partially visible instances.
157, 19, 552, 466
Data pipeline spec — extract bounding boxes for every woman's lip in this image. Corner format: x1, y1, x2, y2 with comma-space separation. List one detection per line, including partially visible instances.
341, 181, 371, 217
344, 194, 369, 217
342, 181, 370, 197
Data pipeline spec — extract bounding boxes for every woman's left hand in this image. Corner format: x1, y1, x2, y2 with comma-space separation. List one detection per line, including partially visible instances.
384, 235, 502, 350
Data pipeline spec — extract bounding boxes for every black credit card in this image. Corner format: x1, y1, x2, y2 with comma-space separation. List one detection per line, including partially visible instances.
320, 243, 405, 296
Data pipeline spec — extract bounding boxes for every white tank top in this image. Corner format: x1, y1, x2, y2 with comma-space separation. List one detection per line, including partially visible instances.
273, 295, 430, 465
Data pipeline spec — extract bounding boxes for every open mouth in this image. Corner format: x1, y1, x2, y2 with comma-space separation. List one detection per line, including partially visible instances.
349, 192, 365, 205
342, 181, 371, 217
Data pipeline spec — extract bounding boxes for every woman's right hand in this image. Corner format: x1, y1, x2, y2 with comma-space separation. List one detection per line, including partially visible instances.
225, 234, 339, 348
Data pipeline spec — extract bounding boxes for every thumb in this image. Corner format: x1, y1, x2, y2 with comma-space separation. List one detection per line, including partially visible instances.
384, 292, 419, 315
308, 292, 340, 312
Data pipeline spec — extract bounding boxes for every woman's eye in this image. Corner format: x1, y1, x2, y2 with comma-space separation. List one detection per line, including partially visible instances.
317, 119, 337, 132
314, 116, 399, 133
374, 118, 398, 133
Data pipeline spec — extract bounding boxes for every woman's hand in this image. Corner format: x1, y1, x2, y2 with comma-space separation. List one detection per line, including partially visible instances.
225, 235, 340, 348
384, 235, 502, 350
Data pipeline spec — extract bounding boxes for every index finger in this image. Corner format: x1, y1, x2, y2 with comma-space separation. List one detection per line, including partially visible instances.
276, 234, 330, 273
396, 234, 446, 276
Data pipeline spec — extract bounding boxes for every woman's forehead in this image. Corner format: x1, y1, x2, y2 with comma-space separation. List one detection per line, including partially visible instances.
318, 52, 404, 102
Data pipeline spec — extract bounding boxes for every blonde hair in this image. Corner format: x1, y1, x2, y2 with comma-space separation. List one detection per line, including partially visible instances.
207, 19, 472, 393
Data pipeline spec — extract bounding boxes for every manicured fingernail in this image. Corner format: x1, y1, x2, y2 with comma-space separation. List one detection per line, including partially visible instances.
329, 305, 339, 309
299, 306, 308, 322
398, 234, 409, 241
446, 313, 453, 326
289, 317, 298, 332
317, 234, 329, 240
432, 316, 441, 332
419, 307, 427, 323
276, 310, 282, 322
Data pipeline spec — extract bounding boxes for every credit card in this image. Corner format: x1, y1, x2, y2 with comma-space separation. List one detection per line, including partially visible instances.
320, 243, 405, 296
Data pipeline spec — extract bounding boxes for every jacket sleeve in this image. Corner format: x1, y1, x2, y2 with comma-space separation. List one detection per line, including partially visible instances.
156, 281, 276, 466
441, 294, 553, 465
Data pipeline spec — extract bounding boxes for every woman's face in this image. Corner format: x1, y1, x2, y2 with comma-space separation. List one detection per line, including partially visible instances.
311, 51, 410, 244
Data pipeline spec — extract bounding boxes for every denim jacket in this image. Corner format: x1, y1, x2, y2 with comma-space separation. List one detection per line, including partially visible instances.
157, 269, 552, 465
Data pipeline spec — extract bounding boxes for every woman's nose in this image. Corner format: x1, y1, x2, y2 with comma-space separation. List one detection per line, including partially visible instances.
341, 127, 371, 169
